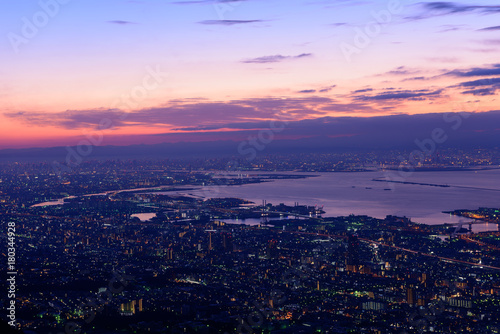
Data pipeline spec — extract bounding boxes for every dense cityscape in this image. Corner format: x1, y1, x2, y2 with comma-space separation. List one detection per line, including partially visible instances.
3, 0, 500, 333
1, 154, 500, 333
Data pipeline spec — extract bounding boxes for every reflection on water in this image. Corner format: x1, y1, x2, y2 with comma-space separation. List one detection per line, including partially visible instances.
30, 196, 76, 207
221, 218, 268, 226
158, 170, 500, 232
131, 213, 156, 221
220, 214, 302, 226
30, 170, 500, 232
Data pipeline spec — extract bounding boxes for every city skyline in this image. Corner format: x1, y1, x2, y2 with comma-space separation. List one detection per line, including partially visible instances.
2, 158, 500, 333
3, 2, 500, 333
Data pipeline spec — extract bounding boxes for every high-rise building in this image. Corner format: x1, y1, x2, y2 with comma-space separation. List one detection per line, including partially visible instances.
346, 234, 360, 271
267, 240, 278, 259
407, 287, 416, 305
209, 232, 212, 251
166, 248, 173, 260
223, 233, 233, 253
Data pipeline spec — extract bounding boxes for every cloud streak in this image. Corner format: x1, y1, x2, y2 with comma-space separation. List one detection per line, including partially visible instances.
3, 96, 381, 131
408, 2, 500, 20
199, 19, 264, 25
478, 25, 500, 31
456, 76, 500, 95
446, 64, 500, 77
241, 53, 312, 63
354, 89, 444, 101
107, 20, 136, 25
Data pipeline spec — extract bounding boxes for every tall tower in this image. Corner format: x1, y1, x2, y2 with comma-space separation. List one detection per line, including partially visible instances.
267, 240, 278, 259
205, 229, 216, 252
346, 234, 360, 271
209, 232, 212, 251
407, 287, 416, 305
223, 233, 233, 253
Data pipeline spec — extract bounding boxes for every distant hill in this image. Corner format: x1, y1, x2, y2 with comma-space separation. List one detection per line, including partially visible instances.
2, 111, 499, 162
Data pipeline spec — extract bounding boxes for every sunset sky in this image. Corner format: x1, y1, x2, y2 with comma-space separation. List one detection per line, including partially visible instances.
1, 0, 499, 149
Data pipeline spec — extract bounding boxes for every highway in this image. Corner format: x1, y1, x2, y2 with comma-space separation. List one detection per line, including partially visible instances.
279, 229, 500, 271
